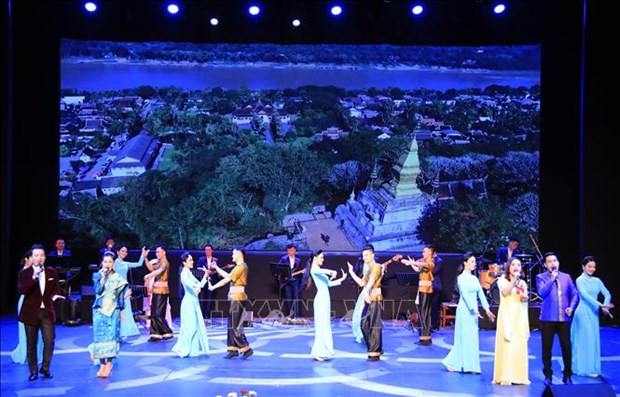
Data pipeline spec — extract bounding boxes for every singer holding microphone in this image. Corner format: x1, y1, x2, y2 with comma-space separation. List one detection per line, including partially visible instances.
570, 256, 614, 377
18, 244, 64, 381
536, 252, 579, 385
492, 257, 530, 385
89, 252, 128, 378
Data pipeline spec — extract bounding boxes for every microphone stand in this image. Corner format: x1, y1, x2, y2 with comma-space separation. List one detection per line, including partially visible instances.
479, 232, 493, 264
526, 232, 543, 303
477, 232, 494, 302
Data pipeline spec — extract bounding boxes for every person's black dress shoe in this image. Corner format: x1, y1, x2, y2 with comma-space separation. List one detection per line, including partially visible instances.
562, 376, 573, 384
242, 348, 254, 359
223, 351, 239, 359
28, 373, 38, 381
544, 377, 552, 386
39, 369, 53, 379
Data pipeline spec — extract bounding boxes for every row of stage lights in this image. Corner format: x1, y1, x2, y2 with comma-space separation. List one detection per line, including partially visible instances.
82, 2, 508, 28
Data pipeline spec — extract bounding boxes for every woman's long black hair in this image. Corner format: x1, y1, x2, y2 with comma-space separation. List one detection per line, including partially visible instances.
302, 249, 323, 290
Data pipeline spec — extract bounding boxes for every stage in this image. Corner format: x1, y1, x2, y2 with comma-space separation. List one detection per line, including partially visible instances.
1, 315, 618, 397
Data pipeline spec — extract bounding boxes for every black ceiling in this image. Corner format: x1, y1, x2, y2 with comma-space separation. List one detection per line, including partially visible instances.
52, 0, 544, 45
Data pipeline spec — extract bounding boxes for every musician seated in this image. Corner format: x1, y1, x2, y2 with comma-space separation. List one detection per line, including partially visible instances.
47, 238, 73, 267
495, 236, 521, 269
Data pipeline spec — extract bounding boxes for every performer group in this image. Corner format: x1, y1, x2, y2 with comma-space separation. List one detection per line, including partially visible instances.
12, 238, 614, 387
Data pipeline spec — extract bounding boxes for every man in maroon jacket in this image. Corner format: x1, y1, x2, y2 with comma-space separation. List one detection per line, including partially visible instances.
18, 244, 64, 381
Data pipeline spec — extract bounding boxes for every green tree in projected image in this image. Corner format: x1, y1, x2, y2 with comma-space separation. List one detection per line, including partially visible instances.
68, 141, 331, 250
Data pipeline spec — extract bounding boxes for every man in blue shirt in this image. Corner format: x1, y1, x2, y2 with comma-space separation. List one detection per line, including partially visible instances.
536, 252, 579, 385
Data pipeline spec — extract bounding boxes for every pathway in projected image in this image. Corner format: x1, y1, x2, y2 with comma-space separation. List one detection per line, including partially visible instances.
302, 218, 355, 251
1, 317, 618, 396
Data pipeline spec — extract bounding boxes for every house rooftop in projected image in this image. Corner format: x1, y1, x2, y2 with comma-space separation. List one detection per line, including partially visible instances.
110, 133, 160, 177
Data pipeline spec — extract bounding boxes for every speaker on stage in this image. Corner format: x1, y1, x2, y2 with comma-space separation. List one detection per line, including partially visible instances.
542, 383, 616, 397
479, 306, 498, 330
479, 304, 541, 331
64, 295, 82, 326
80, 285, 95, 324
80, 296, 94, 324
54, 299, 66, 325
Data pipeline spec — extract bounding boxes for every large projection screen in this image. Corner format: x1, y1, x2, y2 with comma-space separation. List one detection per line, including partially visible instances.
58, 40, 540, 254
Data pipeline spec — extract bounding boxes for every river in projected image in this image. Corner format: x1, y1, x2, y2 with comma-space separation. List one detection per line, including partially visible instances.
62, 62, 539, 92
58, 41, 540, 254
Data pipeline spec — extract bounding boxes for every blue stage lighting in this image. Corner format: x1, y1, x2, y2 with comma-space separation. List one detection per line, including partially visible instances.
411, 5, 424, 16
167, 3, 180, 15
493, 3, 506, 14
330, 5, 343, 16
84, 2, 97, 13
248, 5, 261, 16
292, 19, 301, 27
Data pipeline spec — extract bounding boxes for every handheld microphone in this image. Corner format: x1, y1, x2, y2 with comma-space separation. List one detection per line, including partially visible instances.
551, 266, 558, 283
34, 263, 43, 276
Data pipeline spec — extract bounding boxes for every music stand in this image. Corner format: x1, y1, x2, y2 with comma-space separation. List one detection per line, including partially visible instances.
190, 268, 207, 280
396, 272, 418, 287
395, 272, 420, 333
270, 263, 292, 279
128, 284, 149, 299
270, 263, 292, 301
525, 258, 543, 303
56, 266, 81, 295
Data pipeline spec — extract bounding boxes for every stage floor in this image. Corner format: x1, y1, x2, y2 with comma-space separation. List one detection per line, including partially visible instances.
1, 316, 618, 397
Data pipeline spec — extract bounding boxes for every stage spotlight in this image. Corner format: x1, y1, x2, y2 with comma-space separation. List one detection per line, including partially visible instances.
210, 18, 219, 26
330, 5, 343, 16
83, 2, 97, 13
411, 4, 424, 16
493, 3, 506, 14
166, 3, 180, 15
248, 5, 261, 16
292, 19, 301, 27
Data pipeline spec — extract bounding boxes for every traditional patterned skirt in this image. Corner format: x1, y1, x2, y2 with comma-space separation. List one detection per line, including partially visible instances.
89, 308, 121, 360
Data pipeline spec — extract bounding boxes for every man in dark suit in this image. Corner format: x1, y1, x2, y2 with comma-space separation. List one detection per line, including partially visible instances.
18, 244, 64, 381
99, 236, 117, 259
495, 236, 521, 268
47, 238, 72, 267
196, 244, 229, 320
277, 244, 305, 319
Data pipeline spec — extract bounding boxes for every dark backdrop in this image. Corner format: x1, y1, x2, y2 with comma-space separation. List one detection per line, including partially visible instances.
2, 1, 616, 323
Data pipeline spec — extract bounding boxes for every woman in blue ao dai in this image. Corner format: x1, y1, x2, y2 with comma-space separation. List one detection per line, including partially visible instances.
305, 250, 347, 361
172, 252, 210, 357
114, 245, 149, 340
571, 256, 613, 377
442, 252, 495, 373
